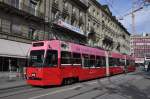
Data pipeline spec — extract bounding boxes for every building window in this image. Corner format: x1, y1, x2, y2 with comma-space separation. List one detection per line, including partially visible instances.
87, 19, 91, 31
65, 16, 69, 23
11, 0, 20, 8
64, 2, 68, 8
71, 7, 77, 26
22, 25, 29, 38
88, 7, 91, 13
28, 27, 35, 39
0, 18, 1, 31
93, 22, 95, 28
29, 0, 38, 15
1, 19, 11, 33
97, 12, 99, 18
12, 24, 21, 35
79, 11, 84, 27
102, 13, 104, 18
73, 7, 76, 14
102, 20, 105, 31
93, 9, 96, 17
54, 0, 58, 3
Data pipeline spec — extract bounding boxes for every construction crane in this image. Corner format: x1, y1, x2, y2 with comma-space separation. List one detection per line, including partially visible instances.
117, 0, 150, 34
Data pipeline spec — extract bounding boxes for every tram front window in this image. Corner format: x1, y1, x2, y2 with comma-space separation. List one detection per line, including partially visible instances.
29, 50, 45, 67
45, 50, 58, 67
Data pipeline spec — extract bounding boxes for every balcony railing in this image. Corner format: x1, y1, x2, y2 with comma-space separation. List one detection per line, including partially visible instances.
52, 1, 59, 10
72, 0, 89, 9
62, 6, 69, 15
20, 3, 44, 19
0, 0, 18, 8
0, 24, 27, 39
0, 0, 44, 20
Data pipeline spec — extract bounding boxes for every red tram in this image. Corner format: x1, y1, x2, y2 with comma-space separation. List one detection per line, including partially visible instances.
126, 55, 136, 72
26, 40, 136, 86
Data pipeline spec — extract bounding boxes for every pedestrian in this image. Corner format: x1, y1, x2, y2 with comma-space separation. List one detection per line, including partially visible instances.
147, 63, 150, 72
145, 64, 148, 72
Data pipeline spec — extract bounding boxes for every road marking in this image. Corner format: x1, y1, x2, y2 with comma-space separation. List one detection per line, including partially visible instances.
87, 81, 97, 85
28, 85, 81, 99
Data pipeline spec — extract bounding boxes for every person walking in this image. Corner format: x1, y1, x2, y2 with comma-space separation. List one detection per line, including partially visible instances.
147, 62, 150, 72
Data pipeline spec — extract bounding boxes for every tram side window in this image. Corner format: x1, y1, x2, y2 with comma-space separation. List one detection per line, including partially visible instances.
72, 53, 81, 64
45, 50, 58, 67
96, 56, 101, 67
130, 60, 135, 66
82, 54, 90, 67
95, 56, 106, 67
61, 51, 71, 65
89, 55, 95, 67
109, 58, 117, 66
120, 59, 125, 66
114, 58, 119, 66
102, 56, 106, 66
109, 58, 113, 66
126, 60, 130, 65
116, 58, 120, 66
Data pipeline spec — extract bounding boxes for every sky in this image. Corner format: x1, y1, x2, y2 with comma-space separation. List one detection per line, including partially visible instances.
98, 0, 150, 35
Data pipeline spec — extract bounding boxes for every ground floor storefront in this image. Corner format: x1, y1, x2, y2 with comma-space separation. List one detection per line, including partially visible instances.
0, 39, 31, 74
0, 57, 27, 72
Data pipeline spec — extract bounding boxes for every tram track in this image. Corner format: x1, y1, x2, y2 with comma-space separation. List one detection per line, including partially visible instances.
0, 85, 43, 98
0, 73, 138, 99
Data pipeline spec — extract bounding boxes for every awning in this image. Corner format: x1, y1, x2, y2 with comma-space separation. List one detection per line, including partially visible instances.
0, 39, 31, 58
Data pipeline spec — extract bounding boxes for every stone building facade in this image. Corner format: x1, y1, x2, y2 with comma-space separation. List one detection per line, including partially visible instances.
87, 0, 130, 54
0, 0, 130, 72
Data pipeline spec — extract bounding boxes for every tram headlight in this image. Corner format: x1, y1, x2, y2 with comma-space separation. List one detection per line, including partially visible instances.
32, 73, 36, 77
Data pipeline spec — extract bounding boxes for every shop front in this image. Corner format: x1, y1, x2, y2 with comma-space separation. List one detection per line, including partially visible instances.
0, 39, 31, 73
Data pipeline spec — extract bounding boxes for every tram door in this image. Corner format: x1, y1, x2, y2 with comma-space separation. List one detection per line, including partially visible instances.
60, 51, 78, 78
80, 54, 91, 80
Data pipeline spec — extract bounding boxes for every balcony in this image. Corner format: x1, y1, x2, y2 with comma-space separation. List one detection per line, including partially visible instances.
72, 0, 89, 10
102, 35, 113, 49
21, 3, 44, 20
62, 7, 69, 16
0, 0, 44, 22
71, 12, 77, 22
0, 0, 19, 8
52, 1, 59, 12
0, 24, 31, 42
79, 17, 84, 26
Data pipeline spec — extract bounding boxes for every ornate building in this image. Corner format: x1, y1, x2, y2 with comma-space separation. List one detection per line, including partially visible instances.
0, 0, 130, 72
87, 0, 130, 54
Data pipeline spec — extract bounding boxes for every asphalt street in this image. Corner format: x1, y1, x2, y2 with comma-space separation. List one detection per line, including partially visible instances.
1, 71, 150, 99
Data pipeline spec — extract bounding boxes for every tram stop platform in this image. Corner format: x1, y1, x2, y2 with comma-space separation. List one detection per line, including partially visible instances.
0, 72, 26, 90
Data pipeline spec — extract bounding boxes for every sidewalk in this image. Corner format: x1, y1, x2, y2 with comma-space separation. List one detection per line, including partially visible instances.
0, 72, 27, 90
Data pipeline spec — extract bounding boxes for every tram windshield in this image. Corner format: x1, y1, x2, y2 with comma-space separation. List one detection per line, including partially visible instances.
29, 50, 45, 67
45, 50, 58, 67
29, 50, 58, 67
